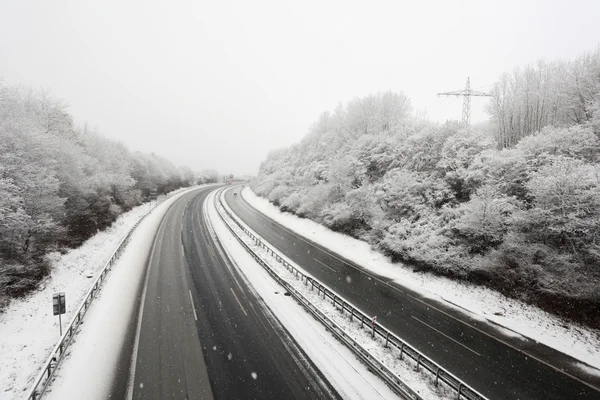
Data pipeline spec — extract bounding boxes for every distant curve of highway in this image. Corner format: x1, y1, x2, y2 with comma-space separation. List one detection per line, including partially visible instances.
224, 187, 600, 400
115, 186, 340, 400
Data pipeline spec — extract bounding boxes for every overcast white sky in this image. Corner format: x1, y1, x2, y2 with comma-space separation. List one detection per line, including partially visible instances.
1, 0, 598, 175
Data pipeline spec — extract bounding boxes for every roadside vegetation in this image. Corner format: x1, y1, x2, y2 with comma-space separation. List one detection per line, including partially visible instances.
0, 83, 195, 305
252, 48, 600, 328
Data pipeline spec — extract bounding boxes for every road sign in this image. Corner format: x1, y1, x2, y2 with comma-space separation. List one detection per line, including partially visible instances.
149, 187, 158, 200
53, 292, 66, 315
53, 292, 66, 336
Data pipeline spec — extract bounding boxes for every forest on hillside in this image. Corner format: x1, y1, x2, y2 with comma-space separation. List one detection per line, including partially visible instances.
252, 48, 600, 328
0, 83, 194, 304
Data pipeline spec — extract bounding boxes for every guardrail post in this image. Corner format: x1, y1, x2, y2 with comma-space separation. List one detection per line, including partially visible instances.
385, 332, 389, 348
399, 343, 404, 360
435, 367, 440, 385
457, 383, 462, 400
350, 308, 354, 322
361, 315, 364, 328
416, 354, 421, 371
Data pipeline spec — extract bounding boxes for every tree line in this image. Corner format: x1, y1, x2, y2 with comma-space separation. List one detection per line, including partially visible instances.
0, 83, 194, 302
252, 48, 600, 328
487, 46, 600, 148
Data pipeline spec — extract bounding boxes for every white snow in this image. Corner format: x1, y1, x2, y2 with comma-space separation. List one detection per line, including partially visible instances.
241, 187, 600, 372
211, 191, 457, 399
0, 187, 198, 400
576, 363, 600, 379
41, 187, 203, 400
206, 190, 401, 399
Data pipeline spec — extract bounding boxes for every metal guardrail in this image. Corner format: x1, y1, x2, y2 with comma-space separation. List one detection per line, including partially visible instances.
218, 188, 489, 400
25, 194, 173, 400
214, 188, 421, 399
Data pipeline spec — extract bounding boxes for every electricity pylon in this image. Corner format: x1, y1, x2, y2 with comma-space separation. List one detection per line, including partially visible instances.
437, 77, 491, 126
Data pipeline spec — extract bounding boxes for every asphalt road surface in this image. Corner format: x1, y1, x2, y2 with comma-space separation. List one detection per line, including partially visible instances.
225, 187, 600, 400
126, 186, 340, 400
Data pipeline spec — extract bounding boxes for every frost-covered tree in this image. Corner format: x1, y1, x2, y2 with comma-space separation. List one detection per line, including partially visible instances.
0, 82, 194, 300
488, 47, 600, 148
252, 82, 600, 327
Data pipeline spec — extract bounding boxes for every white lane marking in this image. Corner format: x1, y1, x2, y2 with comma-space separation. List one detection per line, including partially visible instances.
232, 194, 600, 393
126, 217, 164, 400
208, 244, 216, 258
313, 257, 336, 272
231, 288, 248, 316
412, 316, 481, 357
384, 282, 405, 294
238, 198, 382, 280
189, 290, 198, 321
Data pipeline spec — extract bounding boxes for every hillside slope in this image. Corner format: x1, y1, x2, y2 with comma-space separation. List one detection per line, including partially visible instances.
252, 66, 600, 328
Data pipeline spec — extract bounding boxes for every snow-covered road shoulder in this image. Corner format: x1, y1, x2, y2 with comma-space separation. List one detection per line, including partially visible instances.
241, 187, 600, 372
41, 186, 203, 400
0, 186, 201, 400
206, 189, 402, 400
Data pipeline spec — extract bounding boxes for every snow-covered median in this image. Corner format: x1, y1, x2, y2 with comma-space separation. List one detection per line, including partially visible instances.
241, 187, 600, 372
0, 187, 195, 400
213, 191, 457, 400
207, 191, 402, 399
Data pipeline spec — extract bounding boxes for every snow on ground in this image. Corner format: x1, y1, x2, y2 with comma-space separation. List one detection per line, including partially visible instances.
206, 191, 402, 400
0, 187, 195, 400
43, 186, 203, 400
241, 187, 600, 372
212, 191, 454, 400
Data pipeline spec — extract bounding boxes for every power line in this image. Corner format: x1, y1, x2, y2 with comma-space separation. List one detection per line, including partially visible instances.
437, 77, 492, 126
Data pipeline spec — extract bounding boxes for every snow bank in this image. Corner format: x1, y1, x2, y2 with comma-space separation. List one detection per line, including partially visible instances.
207, 191, 402, 399
241, 187, 600, 372
214, 192, 456, 400
43, 187, 201, 400
0, 188, 195, 400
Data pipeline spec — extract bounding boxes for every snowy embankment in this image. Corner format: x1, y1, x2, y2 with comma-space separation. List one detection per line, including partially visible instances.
207, 191, 404, 400
241, 187, 600, 373
214, 190, 464, 399
0, 187, 196, 400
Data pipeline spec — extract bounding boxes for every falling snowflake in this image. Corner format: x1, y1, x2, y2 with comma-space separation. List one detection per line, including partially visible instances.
251, 372, 257, 380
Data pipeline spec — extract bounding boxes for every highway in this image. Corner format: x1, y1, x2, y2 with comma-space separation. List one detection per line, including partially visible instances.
224, 188, 600, 400
125, 186, 340, 400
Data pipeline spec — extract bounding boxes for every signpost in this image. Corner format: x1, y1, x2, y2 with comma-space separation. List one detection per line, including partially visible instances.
149, 187, 158, 201
52, 292, 66, 336
371, 315, 377, 338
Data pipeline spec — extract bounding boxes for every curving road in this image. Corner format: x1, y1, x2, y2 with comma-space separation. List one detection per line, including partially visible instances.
122, 186, 340, 400
225, 187, 600, 400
